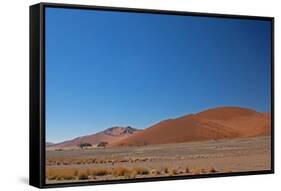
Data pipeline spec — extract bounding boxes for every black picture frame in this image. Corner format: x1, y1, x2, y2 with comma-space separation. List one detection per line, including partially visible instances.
30, 2, 275, 188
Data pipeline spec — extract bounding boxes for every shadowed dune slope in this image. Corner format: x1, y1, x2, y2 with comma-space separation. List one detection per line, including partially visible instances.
111, 107, 271, 146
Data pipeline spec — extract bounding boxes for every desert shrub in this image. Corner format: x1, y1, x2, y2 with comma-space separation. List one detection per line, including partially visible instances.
78, 142, 92, 149
140, 158, 148, 162
82, 159, 89, 164
97, 141, 108, 148
119, 159, 129, 163
95, 159, 107, 164
91, 158, 97, 163
76, 161, 81, 165
62, 160, 71, 165
56, 161, 62, 165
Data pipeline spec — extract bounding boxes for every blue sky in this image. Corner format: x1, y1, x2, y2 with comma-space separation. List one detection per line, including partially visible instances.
45, 7, 271, 143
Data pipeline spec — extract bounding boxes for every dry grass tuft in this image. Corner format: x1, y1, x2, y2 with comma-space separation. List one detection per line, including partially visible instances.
91, 168, 110, 176
164, 167, 169, 174
112, 167, 131, 177
150, 169, 161, 175
77, 170, 89, 180
168, 169, 178, 176
47, 164, 218, 182
46, 168, 77, 180
208, 166, 217, 173
185, 166, 190, 173
191, 168, 202, 175
223, 166, 232, 173
46, 166, 153, 181
130, 171, 138, 179
200, 168, 207, 174
132, 167, 149, 175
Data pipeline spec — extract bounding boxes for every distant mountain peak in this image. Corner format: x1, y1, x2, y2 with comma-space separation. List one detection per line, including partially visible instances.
103, 126, 139, 136
46, 142, 55, 147
47, 126, 141, 149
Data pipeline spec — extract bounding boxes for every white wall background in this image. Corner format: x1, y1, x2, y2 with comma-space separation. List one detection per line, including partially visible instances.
0, 0, 279, 190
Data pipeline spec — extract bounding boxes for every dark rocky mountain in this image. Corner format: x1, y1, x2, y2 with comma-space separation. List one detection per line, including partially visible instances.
47, 126, 140, 149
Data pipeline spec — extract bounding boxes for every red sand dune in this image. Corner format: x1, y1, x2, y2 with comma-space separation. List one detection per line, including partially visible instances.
111, 107, 271, 146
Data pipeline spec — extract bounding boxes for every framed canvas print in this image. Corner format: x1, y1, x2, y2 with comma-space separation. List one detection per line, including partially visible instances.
30, 2, 274, 188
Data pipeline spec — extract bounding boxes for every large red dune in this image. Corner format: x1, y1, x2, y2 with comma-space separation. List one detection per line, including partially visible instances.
111, 107, 271, 147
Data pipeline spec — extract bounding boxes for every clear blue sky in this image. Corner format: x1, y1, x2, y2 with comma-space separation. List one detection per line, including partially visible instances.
45, 7, 271, 143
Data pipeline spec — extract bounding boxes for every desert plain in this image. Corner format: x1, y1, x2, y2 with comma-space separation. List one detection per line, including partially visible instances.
46, 107, 271, 183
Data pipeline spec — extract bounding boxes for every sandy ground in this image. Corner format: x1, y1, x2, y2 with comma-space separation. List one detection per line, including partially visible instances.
46, 136, 271, 184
